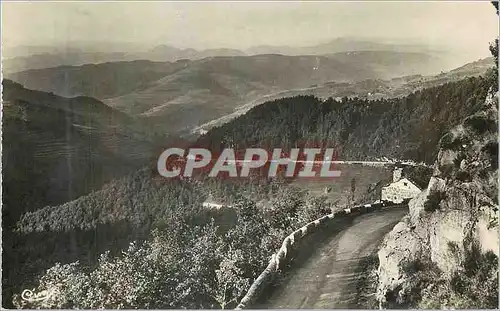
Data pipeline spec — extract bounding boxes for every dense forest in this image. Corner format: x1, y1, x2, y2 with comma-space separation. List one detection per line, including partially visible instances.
1, 80, 169, 229
197, 71, 495, 164
4, 63, 496, 308
9, 167, 331, 309
3, 1, 498, 308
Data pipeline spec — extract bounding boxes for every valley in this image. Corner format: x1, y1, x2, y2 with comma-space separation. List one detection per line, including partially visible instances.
6, 55, 492, 138
2, 37, 457, 74
2, 3, 498, 307
193, 57, 493, 134
4, 58, 494, 307
6, 50, 488, 229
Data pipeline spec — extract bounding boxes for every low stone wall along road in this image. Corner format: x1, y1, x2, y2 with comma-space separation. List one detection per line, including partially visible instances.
259, 207, 407, 309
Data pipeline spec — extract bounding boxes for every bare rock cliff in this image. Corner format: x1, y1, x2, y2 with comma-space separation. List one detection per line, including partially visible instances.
376, 89, 498, 309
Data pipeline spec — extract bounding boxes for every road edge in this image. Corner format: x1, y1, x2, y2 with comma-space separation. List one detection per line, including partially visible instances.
235, 201, 406, 309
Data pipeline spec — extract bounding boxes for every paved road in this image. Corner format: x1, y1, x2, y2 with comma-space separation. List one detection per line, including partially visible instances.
260, 207, 407, 309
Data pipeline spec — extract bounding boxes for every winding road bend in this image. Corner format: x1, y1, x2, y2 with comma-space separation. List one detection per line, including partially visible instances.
260, 207, 407, 309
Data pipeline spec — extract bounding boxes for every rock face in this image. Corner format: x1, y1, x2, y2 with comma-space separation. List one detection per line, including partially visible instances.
376, 88, 498, 308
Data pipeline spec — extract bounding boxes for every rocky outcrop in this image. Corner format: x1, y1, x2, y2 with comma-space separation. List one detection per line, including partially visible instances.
376, 89, 499, 308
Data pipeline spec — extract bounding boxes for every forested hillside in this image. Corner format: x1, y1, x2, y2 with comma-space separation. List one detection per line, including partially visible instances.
7, 66, 495, 308
8, 164, 332, 308
1, 80, 168, 229
6, 60, 189, 99
4, 50, 496, 309
1, 80, 184, 307
197, 72, 495, 164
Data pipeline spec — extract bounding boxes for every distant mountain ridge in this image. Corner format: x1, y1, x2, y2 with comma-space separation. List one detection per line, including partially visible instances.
2, 46, 245, 74
7, 51, 449, 134
3, 37, 449, 73
141, 45, 246, 62
7, 55, 492, 137
245, 37, 441, 55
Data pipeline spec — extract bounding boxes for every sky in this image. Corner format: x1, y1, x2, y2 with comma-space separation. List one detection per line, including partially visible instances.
2, 1, 498, 58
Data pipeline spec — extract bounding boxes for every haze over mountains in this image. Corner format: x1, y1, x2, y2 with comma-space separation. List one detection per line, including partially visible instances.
4, 52, 439, 133
6, 51, 492, 136
3, 37, 462, 74
4, 53, 496, 308
3, 50, 492, 225
3, 1, 498, 309
3, 36, 483, 139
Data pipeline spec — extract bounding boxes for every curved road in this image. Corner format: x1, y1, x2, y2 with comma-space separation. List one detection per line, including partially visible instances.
260, 207, 407, 309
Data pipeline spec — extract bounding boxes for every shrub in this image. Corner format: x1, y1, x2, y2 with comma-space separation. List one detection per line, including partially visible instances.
403, 166, 433, 190
394, 258, 442, 308
439, 132, 468, 151
455, 171, 472, 182
439, 132, 454, 149
464, 114, 496, 134
418, 240, 499, 309
424, 191, 446, 212
481, 141, 498, 170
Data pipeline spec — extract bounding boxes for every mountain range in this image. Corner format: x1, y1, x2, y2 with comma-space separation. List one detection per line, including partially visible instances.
7, 54, 492, 137
3, 38, 453, 73
4, 61, 496, 309
2, 40, 497, 309
6, 51, 451, 135
3, 55, 493, 227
